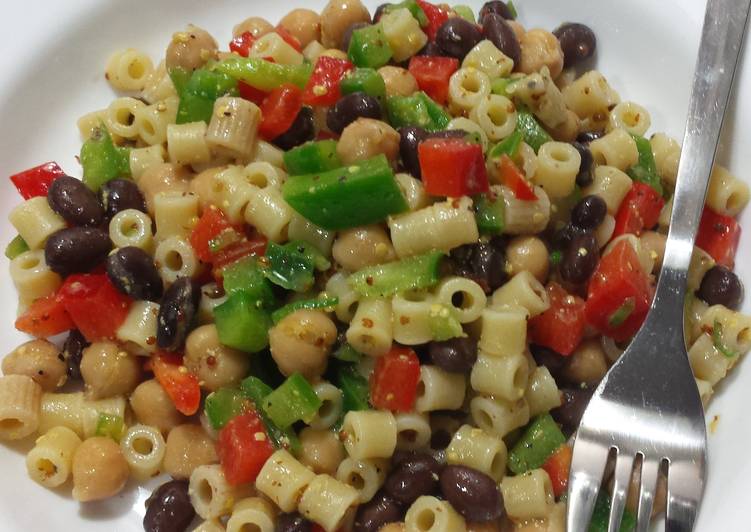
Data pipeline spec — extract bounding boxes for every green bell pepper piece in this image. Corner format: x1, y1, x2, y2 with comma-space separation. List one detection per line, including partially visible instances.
589, 493, 636, 532
507, 0, 519, 18
204, 388, 251, 430
263, 241, 317, 292
80, 127, 131, 191
214, 57, 313, 91
489, 130, 523, 159
340, 68, 387, 103
336, 364, 370, 413
221, 257, 277, 309
474, 193, 505, 235
333, 343, 364, 363
348, 23, 393, 69
516, 108, 553, 153
384, 0, 429, 26
429, 304, 464, 341
608, 298, 635, 328
386, 91, 451, 132
284, 140, 342, 175
4, 235, 29, 260
452, 5, 476, 23
271, 296, 340, 323
262, 373, 322, 428
550, 250, 562, 266
283, 154, 409, 230
169, 66, 192, 95
176, 68, 238, 125
349, 250, 444, 298
490, 77, 512, 97
241, 376, 301, 454
626, 134, 663, 196
95, 413, 126, 442
214, 292, 272, 352
508, 414, 567, 474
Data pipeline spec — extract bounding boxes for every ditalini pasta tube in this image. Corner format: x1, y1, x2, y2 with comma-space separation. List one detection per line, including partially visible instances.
207, 96, 261, 162
256, 449, 316, 512
26, 426, 82, 488
346, 298, 393, 357
0, 375, 42, 440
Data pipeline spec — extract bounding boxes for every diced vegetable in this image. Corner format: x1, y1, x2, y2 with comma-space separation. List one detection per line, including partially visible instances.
302, 56, 354, 106
452, 5, 476, 23
258, 83, 304, 140
221, 257, 278, 309
282, 154, 409, 230
370, 346, 421, 412
229, 31, 256, 57
80, 127, 131, 191
340, 68, 387, 102
58, 274, 131, 341
176, 68, 239, 124
284, 140, 342, 175
386, 91, 451, 131
274, 26, 303, 52
418, 138, 489, 196
383, 0, 429, 26
490, 77, 512, 97
626, 134, 663, 195
262, 373, 322, 428
10, 161, 66, 199
333, 343, 364, 363
516, 108, 553, 153
213, 235, 268, 274
474, 193, 505, 235
215, 57, 313, 91
15, 293, 74, 338
5, 235, 29, 260
214, 292, 273, 352
349, 251, 444, 297
348, 24, 393, 69
336, 364, 370, 413
428, 304, 464, 341
271, 296, 339, 323
589, 492, 636, 532
152, 352, 201, 416
508, 414, 567, 474
408, 56, 459, 105
190, 206, 236, 263
205, 388, 252, 430
488, 130, 523, 159
612, 182, 664, 238
217, 410, 275, 485
237, 81, 268, 106
416, 0, 450, 40
696, 207, 741, 268
496, 154, 537, 200
263, 241, 317, 292
542, 444, 572, 498
529, 283, 586, 356
95, 413, 126, 442
241, 376, 301, 454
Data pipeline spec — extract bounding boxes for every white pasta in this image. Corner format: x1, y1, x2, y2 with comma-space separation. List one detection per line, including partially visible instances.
309, 381, 343, 430
0, 375, 42, 440
650, 132, 681, 188
325, 272, 360, 323
491, 271, 550, 317
133, 97, 179, 146
446, 424, 508, 482
589, 128, 639, 171
341, 410, 397, 460
38, 392, 85, 436
109, 209, 154, 252
288, 214, 335, 256
448, 67, 492, 114
9, 197, 67, 250
154, 191, 199, 241
471, 352, 529, 401
9, 250, 61, 309
394, 412, 432, 451
250, 32, 304, 64
189, 464, 239, 520
699, 305, 751, 357
336, 457, 387, 503
478, 305, 530, 357
154, 236, 200, 284
562, 70, 619, 119
256, 449, 316, 512
254, 139, 286, 169
26, 426, 82, 488
470, 395, 530, 437
130, 145, 167, 182
346, 298, 393, 357
434, 277, 487, 324
470, 94, 518, 141
116, 301, 160, 355
500, 469, 555, 520
120, 424, 166, 480
583, 165, 633, 215
496, 184, 551, 235
198, 283, 228, 325
77, 109, 107, 140
141, 61, 177, 104
688, 333, 731, 386
405, 495, 467, 532
508, 68, 567, 129
106, 48, 154, 91
167, 122, 211, 166
391, 292, 436, 345
244, 185, 294, 242
105, 97, 146, 139
380, 8, 428, 62
226, 497, 277, 532
462, 39, 514, 79
533, 141, 581, 199
244, 161, 286, 188
415, 366, 466, 413
298, 474, 359, 532
525, 366, 562, 417
608, 101, 651, 136
81, 396, 128, 438
207, 96, 262, 162
706, 165, 750, 217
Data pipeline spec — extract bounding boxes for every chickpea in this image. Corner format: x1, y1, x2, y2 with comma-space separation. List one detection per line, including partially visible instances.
378, 66, 419, 97
562, 338, 608, 386
320, 0, 371, 49
337, 118, 400, 167
129, 379, 186, 435
163, 424, 219, 479
332, 225, 396, 272
299, 427, 346, 475
80, 342, 141, 400
279, 9, 322, 48
166, 25, 218, 72
507, 20, 526, 42
139, 163, 193, 215
640, 230, 667, 273
233, 16, 274, 39
269, 310, 337, 379
549, 109, 580, 142
505, 236, 549, 283
2, 339, 67, 391
519, 29, 564, 79
185, 324, 250, 392
71, 437, 129, 502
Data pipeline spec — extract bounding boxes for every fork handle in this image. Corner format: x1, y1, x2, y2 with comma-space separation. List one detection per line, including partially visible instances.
653, 0, 751, 316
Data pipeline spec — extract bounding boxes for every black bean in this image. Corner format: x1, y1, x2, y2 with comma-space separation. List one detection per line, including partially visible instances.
571, 195, 607, 230
439, 465, 504, 522
100, 178, 147, 220
430, 428, 453, 450
479, 1, 515, 23
62, 329, 89, 381
483, 14, 520, 66
530, 344, 566, 379
373, 4, 392, 23
552, 387, 594, 436
399, 126, 429, 178
45, 227, 111, 276
417, 41, 444, 57
559, 232, 599, 284
353, 491, 403, 532
273, 107, 316, 150
697, 265, 744, 310
342, 22, 371, 53
384, 453, 442, 506
47, 175, 104, 227
275, 512, 313, 532
553, 23, 597, 68
143, 480, 195, 532
552, 222, 589, 251
107, 247, 164, 301
327, 92, 382, 134
571, 142, 594, 188
428, 337, 478, 373
450, 242, 507, 293
436, 18, 482, 60
157, 277, 201, 351
576, 130, 605, 144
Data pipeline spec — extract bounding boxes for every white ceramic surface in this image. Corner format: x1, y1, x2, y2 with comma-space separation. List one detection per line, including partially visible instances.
0, 1, 748, 530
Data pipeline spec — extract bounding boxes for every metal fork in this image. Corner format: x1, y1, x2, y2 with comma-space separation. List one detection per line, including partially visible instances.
566, 0, 751, 531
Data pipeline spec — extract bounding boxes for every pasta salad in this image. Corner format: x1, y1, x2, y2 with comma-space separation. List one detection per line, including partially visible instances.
1, 1, 750, 531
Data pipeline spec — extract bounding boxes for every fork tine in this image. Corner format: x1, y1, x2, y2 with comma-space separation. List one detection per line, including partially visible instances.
665, 460, 703, 532
608, 450, 635, 532
635, 457, 660, 532
567, 439, 610, 531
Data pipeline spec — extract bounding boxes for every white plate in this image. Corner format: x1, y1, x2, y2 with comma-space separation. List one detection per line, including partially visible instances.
0, 1, 748, 530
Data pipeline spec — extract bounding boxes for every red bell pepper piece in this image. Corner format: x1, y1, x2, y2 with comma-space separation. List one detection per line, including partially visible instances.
302, 56, 354, 106
15, 292, 75, 338
418, 138, 489, 197
259, 83, 304, 140
152, 351, 201, 416
497, 155, 537, 200
612, 182, 665, 238
10, 162, 66, 200
696, 207, 741, 268
542, 444, 573, 498
217, 410, 275, 485
584, 240, 653, 342
529, 283, 586, 356
416, 0, 450, 41
408, 56, 459, 105
370, 346, 421, 412
229, 31, 256, 57
58, 274, 131, 341
190, 206, 237, 263
238, 81, 269, 106
274, 26, 303, 52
